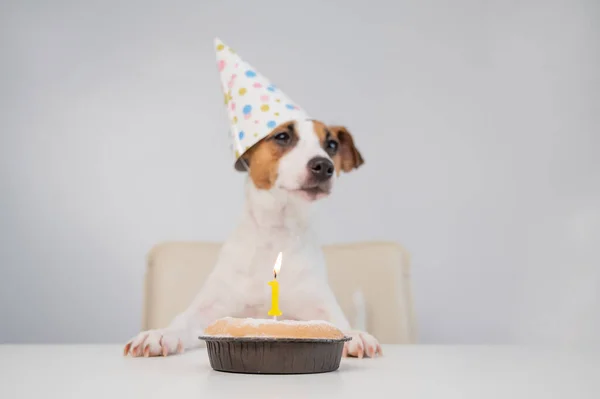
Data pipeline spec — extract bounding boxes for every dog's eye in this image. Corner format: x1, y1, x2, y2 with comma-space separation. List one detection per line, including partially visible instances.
325, 139, 338, 155
274, 132, 291, 145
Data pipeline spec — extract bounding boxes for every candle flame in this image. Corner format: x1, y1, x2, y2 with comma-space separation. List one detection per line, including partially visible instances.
273, 252, 282, 278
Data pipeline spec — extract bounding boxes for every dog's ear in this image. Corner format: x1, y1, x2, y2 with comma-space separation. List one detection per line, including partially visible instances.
235, 152, 251, 172
329, 126, 364, 172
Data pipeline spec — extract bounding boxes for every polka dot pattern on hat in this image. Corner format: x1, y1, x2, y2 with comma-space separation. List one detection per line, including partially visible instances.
214, 38, 310, 164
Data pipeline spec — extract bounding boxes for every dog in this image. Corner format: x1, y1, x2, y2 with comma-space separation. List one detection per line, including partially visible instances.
123, 118, 382, 358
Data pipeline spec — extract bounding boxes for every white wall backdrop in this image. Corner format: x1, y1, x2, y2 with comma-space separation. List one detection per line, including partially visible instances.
1, 0, 598, 346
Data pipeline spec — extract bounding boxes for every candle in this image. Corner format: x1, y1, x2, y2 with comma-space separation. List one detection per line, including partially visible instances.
268, 252, 283, 318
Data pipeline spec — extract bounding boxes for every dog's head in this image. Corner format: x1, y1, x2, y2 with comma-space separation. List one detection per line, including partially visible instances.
236, 119, 364, 201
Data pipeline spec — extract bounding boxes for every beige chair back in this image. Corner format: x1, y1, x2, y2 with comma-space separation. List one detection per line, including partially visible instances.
142, 241, 416, 344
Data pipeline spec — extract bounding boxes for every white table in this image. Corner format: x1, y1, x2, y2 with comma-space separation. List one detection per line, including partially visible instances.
1, 345, 598, 398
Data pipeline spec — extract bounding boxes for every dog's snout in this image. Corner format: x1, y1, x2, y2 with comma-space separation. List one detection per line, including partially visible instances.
307, 157, 334, 181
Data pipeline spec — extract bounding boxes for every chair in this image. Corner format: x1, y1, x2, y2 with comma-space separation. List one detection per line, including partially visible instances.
141, 241, 416, 344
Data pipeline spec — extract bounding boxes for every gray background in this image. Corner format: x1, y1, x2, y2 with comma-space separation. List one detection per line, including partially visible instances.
1, 0, 599, 346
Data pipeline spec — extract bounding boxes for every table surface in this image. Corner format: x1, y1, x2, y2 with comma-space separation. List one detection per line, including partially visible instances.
1, 345, 598, 398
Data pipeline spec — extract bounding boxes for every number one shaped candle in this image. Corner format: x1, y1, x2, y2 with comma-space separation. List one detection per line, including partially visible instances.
268, 252, 283, 318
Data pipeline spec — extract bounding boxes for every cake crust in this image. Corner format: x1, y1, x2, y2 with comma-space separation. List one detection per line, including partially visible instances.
203, 317, 345, 339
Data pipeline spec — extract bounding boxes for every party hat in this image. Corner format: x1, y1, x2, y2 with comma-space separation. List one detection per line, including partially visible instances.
214, 38, 310, 170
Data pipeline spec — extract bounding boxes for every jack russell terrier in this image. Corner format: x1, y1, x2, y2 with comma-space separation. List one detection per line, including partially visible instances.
124, 118, 382, 358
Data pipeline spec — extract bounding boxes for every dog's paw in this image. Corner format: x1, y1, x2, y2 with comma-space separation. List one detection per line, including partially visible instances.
343, 331, 382, 358
123, 329, 184, 357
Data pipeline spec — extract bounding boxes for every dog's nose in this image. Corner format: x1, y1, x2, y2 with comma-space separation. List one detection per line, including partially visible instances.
307, 157, 334, 181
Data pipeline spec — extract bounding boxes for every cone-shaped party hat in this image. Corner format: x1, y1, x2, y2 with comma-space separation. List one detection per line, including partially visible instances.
214, 38, 310, 170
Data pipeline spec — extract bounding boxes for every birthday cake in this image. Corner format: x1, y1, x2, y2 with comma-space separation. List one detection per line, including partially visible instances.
199, 317, 351, 374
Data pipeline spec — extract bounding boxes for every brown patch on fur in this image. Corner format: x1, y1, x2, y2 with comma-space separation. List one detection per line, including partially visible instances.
311, 121, 364, 174
311, 120, 329, 143
241, 121, 298, 189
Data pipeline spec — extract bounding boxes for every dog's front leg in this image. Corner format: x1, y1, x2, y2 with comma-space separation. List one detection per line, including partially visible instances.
124, 272, 244, 357
291, 284, 382, 358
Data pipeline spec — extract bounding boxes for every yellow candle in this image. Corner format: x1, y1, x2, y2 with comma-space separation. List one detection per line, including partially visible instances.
268, 252, 283, 317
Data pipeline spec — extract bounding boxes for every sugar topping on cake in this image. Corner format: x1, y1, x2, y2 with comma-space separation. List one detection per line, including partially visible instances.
203, 317, 345, 339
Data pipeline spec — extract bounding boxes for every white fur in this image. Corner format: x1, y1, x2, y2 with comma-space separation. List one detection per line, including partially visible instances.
276, 118, 335, 191
353, 290, 367, 331
124, 119, 381, 358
